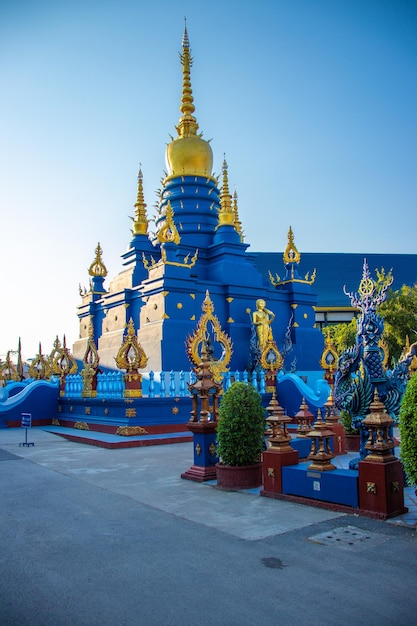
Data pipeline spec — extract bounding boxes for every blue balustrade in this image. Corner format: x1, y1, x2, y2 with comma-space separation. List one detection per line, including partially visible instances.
63, 368, 275, 400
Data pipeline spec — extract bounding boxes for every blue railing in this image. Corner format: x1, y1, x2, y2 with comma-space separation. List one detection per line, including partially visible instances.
64, 369, 267, 399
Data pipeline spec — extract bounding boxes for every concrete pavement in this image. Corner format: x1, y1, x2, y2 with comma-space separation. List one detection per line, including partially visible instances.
1, 427, 416, 625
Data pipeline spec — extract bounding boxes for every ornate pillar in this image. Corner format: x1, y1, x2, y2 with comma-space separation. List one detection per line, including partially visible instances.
181, 346, 222, 482
181, 291, 231, 482
358, 391, 407, 519
261, 392, 298, 497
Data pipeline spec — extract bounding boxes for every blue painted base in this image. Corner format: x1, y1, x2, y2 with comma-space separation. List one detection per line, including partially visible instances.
289, 437, 312, 459
290, 436, 335, 459
282, 462, 359, 508
192, 430, 218, 467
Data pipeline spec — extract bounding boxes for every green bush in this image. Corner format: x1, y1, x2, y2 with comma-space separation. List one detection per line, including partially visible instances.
216, 382, 266, 466
339, 410, 360, 435
399, 371, 417, 487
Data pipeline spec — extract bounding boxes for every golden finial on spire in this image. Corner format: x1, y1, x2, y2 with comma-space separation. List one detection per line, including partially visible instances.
88, 242, 108, 277
132, 165, 149, 236
217, 156, 234, 227
177, 19, 197, 138
232, 187, 244, 242
165, 24, 213, 178
283, 226, 301, 264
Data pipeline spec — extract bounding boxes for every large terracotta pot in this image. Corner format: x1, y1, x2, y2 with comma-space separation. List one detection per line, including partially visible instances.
344, 434, 360, 452
216, 462, 262, 490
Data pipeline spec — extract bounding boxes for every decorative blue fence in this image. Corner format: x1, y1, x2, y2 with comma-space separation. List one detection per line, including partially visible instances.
64, 369, 267, 399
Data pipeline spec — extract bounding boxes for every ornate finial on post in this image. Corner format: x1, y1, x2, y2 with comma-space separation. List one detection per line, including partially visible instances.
51, 336, 78, 396
81, 321, 100, 397
132, 166, 149, 236
265, 392, 293, 453
294, 397, 314, 437
185, 290, 232, 384
260, 327, 283, 393
0, 351, 19, 384
320, 328, 338, 389
307, 409, 336, 471
88, 242, 108, 278
115, 318, 148, 398
283, 226, 301, 265
29, 343, 52, 380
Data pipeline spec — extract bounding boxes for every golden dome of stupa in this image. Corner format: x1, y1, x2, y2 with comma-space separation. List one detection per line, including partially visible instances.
165, 24, 213, 179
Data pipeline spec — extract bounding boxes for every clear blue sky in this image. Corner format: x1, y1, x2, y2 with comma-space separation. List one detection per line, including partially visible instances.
1, 0, 416, 361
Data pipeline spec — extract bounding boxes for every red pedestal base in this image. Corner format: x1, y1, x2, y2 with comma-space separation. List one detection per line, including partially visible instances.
358, 458, 408, 519
261, 448, 299, 496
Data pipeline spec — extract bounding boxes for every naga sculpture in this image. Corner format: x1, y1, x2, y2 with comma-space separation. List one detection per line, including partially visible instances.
334, 259, 416, 466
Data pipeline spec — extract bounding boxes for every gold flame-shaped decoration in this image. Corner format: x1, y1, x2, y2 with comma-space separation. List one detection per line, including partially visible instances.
185, 291, 232, 383
115, 318, 148, 373
319, 328, 338, 372
260, 327, 284, 372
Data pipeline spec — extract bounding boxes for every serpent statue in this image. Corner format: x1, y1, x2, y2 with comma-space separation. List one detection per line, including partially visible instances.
334, 260, 416, 467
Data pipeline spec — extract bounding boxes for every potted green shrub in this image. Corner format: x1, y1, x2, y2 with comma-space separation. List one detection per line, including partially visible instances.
216, 382, 266, 489
340, 410, 360, 452
399, 371, 417, 493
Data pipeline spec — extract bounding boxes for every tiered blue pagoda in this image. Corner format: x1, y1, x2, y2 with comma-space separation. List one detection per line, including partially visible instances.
73, 26, 323, 374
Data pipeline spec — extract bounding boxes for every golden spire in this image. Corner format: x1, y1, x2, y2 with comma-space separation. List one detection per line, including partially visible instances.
165, 22, 213, 178
217, 156, 234, 227
232, 188, 244, 242
88, 242, 108, 277
132, 165, 149, 236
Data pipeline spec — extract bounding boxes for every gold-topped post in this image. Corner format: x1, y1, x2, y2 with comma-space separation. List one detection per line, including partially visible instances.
261, 392, 299, 497
306, 409, 336, 472
294, 397, 314, 437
